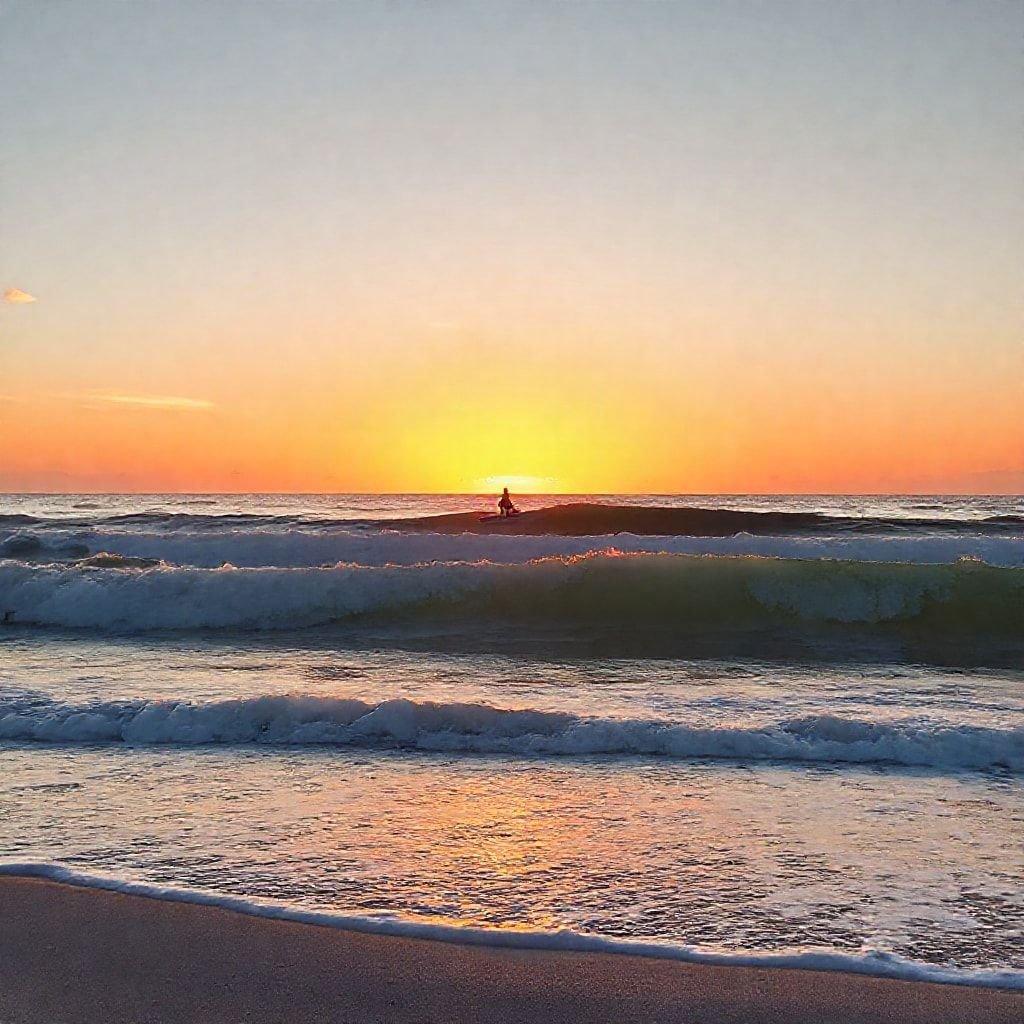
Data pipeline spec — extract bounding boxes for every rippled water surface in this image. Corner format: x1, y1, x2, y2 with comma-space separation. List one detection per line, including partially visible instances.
1, 494, 1021, 976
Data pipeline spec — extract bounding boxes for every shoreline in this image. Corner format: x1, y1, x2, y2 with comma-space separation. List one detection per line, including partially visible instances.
4, 861, 1022, 990
1, 875, 1021, 1024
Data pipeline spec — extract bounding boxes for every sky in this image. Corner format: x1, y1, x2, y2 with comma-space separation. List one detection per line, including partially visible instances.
1, 0, 1021, 493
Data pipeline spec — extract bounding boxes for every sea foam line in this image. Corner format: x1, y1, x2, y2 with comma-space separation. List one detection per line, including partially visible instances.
1, 862, 1020, 990
4, 525, 1024, 568
2, 695, 1021, 772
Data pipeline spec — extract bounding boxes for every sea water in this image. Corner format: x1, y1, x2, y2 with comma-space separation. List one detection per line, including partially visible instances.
1, 494, 1022, 984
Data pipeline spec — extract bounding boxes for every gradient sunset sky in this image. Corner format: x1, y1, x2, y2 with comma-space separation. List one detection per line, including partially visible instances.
2, 1, 1021, 493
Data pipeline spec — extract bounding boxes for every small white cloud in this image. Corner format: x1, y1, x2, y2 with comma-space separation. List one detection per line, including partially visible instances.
96, 393, 215, 411
79, 393, 215, 411
3, 288, 37, 304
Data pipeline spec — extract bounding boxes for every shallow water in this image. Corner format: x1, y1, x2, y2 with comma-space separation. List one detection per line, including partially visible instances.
1, 494, 1021, 978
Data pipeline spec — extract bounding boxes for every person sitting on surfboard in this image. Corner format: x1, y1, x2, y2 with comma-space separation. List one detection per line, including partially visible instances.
497, 487, 519, 518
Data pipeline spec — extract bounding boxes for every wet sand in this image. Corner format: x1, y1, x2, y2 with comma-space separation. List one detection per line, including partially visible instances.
1, 877, 1020, 1023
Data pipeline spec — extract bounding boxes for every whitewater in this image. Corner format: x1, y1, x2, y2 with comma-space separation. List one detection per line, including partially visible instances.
2, 694, 1022, 772
1, 493, 1022, 983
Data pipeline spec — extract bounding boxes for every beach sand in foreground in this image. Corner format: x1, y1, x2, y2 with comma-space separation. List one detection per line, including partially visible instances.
1, 877, 1020, 1024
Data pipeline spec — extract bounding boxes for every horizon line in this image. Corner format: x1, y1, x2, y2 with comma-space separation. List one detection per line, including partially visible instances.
1, 490, 1021, 498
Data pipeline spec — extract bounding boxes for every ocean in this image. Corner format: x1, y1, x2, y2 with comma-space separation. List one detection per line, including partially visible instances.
1, 493, 1022, 987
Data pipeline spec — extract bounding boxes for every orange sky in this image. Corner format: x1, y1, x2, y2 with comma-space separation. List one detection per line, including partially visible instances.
2, 3, 1022, 493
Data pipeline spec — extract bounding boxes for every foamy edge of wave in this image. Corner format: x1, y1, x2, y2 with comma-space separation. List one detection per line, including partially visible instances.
1, 861, 1020, 990
4, 525, 1024, 568
2, 695, 1021, 772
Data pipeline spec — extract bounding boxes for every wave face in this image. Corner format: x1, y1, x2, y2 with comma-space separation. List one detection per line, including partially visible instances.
388, 502, 1024, 537
2, 694, 1020, 771
1, 551, 1021, 636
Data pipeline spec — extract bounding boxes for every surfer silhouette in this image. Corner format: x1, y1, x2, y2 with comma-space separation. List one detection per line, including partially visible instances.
497, 487, 519, 518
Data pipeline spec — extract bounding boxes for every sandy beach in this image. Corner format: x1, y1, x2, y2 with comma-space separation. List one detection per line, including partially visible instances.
0, 877, 1019, 1024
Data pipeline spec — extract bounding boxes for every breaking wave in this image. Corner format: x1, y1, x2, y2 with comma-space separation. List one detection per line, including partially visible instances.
3, 526, 1023, 568
1, 694, 1020, 772
0, 551, 1021, 636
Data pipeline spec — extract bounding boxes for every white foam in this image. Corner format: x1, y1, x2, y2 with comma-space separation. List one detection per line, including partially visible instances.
1, 695, 1020, 771
4, 525, 1024, 568
1, 861, 1019, 989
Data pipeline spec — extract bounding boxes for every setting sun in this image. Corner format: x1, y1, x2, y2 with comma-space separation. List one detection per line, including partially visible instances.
1, 2, 1020, 495
475, 475, 554, 494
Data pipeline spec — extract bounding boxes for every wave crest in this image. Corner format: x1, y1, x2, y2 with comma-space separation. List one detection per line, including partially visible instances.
0, 551, 1021, 636
3, 521, 1023, 570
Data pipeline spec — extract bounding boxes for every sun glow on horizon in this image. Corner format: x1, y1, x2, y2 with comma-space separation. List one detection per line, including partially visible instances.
475, 475, 556, 495
1, 3, 1021, 494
